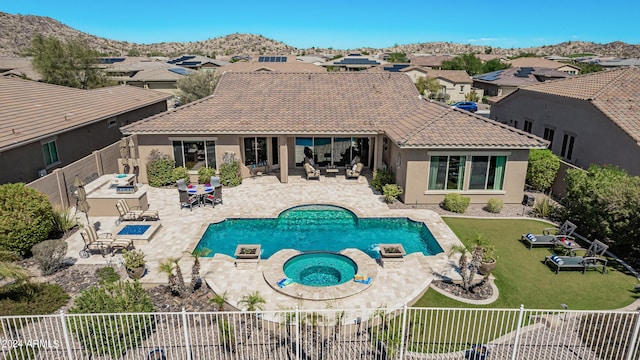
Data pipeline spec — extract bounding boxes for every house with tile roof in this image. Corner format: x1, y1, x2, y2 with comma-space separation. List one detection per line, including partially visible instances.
474, 67, 573, 97
105, 60, 193, 95
123, 72, 546, 205
507, 57, 581, 75
214, 61, 326, 74
0, 77, 171, 184
490, 67, 640, 175
398, 67, 478, 102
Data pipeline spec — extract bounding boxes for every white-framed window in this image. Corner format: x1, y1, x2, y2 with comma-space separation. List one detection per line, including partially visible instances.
42, 140, 59, 167
428, 155, 466, 190
171, 139, 216, 170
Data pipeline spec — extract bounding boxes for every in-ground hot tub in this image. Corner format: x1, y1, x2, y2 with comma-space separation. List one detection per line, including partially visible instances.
283, 252, 357, 287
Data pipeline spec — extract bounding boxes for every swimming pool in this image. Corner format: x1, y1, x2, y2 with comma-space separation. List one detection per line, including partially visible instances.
195, 204, 444, 259
283, 252, 357, 287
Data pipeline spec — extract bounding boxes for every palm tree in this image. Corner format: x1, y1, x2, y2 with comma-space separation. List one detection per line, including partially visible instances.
448, 244, 482, 292
158, 259, 178, 295
171, 257, 188, 298
191, 248, 211, 291
209, 290, 228, 311
0, 262, 27, 284
238, 291, 266, 311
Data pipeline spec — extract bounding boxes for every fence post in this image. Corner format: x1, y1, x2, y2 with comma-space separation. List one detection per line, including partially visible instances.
59, 311, 74, 360
181, 308, 192, 360
625, 309, 640, 360
510, 305, 525, 360
295, 306, 300, 360
398, 304, 408, 359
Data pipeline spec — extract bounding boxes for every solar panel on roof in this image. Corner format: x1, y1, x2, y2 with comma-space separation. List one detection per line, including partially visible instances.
168, 68, 191, 75
515, 67, 535, 78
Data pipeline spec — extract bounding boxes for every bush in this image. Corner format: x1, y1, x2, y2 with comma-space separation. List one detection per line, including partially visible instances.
32, 240, 68, 275
6, 345, 39, 360
172, 166, 189, 184
443, 193, 470, 213
95, 266, 120, 285
531, 195, 556, 218
0, 283, 69, 316
370, 168, 394, 192
382, 184, 403, 203
220, 160, 242, 187
146, 150, 175, 187
50, 205, 78, 238
198, 167, 217, 184
69, 281, 154, 359
486, 198, 504, 213
0, 183, 53, 256
526, 149, 560, 192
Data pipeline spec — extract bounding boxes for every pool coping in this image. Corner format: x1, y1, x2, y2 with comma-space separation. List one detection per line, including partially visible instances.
263, 249, 379, 301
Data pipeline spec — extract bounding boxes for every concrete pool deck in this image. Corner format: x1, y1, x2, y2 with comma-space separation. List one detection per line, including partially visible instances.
66, 172, 465, 311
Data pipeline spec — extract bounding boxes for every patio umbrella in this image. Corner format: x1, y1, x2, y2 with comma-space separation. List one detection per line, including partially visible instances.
74, 176, 90, 224
119, 138, 130, 173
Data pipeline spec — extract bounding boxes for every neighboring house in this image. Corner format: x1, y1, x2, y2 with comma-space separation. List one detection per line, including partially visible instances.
296, 55, 329, 65
474, 67, 572, 97
595, 58, 640, 68
167, 55, 229, 70
507, 57, 581, 75
0, 77, 171, 184
490, 67, 640, 175
105, 60, 192, 95
215, 61, 326, 74
322, 54, 387, 71
122, 72, 546, 205
0, 57, 41, 80
409, 55, 456, 69
401, 67, 477, 102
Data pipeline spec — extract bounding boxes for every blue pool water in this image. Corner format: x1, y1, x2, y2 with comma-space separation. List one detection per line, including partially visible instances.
195, 204, 444, 259
117, 225, 151, 236
284, 252, 357, 287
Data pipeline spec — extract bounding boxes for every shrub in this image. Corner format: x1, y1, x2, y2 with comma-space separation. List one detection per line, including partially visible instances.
146, 150, 175, 187
370, 168, 394, 193
32, 240, 68, 275
0, 183, 53, 256
172, 166, 189, 184
220, 160, 242, 187
442, 193, 470, 213
95, 266, 120, 285
0, 283, 69, 316
526, 149, 560, 192
122, 249, 146, 270
69, 281, 154, 359
198, 167, 217, 184
382, 184, 403, 203
0, 249, 21, 262
531, 195, 555, 218
50, 205, 78, 238
6, 346, 39, 360
486, 198, 504, 213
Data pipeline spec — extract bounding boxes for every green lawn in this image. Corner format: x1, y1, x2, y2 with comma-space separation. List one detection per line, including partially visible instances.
414, 218, 639, 310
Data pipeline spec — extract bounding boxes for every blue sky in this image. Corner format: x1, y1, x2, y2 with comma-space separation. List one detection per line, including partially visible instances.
4, 1, 639, 49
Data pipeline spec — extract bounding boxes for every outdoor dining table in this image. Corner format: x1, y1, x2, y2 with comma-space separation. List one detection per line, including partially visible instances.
554, 237, 584, 256
187, 184, 214, 205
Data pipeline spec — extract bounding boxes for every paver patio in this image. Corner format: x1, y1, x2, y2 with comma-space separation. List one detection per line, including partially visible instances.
66, 172, 464, 312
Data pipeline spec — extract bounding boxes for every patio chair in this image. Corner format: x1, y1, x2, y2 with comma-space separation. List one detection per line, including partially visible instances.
210, 176, 221, 187
304, 163, 320, 180
116, 199, 159, 222
79, 225, 133, 258
544, 239, 609, 274
346, 162, 364, 179
179, 189, 199, 211
520, 220, 577, 249
176, 178, 188, 191
203, 185, 222, 208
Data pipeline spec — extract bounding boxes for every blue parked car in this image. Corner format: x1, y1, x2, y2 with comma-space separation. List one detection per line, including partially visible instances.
451, 101, 478, 112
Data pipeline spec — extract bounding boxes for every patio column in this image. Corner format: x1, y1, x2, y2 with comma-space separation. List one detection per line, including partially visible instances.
373, 134, 383, 170
279, 135, 288, 183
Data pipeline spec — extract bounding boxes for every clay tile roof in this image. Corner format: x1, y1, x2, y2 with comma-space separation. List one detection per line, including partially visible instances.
507, 57, 580, 70
123, 72, 545, 149
520, 67, 640, 142
409, 55, 455, 67
0, 77, 171, 151
215, 62, 326, 73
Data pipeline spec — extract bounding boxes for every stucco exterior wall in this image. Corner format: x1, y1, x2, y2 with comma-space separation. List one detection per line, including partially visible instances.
491, 90, 640, 175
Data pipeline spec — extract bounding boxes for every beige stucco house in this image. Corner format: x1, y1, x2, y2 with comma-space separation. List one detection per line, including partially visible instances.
507, 57, 581, 75
398, 67, 479, 102
0, 77, 171, 184
490, 67, 640, 175
122, 72, 546, 205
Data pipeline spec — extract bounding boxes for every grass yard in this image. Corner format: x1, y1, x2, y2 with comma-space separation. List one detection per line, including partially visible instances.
414, 218, 639, 310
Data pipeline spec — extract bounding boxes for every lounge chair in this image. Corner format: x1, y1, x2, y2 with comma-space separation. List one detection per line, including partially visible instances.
346, 162, 364, 179
116, 199, 159, 222
544, 239, 609, 274
79, 225, 133, 258
520, 220, 577, 249
304, 163, 320, 180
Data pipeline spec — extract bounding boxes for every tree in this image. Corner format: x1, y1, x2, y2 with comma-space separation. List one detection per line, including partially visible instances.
29, 34, 111, 89
238, 291, 266, 311
415, 76, 441, 98
481, 59, 511, 73
565, 165, 640, 265
386, 52, 408, 63
441, 53, 483, 76
526, 149, 560, 192
176, 70, 220, 103
448, 244, 482, 292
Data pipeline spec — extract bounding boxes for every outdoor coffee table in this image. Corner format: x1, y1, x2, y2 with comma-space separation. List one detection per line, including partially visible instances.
325, 166, 339, 176
555, 237, 583, 256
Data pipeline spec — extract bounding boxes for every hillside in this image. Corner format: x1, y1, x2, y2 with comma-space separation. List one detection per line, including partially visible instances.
2, 12, 639, 58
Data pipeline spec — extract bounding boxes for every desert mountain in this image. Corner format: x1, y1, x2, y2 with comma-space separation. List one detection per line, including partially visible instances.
1, 12, 639, 58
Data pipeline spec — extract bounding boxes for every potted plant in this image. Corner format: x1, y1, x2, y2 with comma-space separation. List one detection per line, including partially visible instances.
123, 249, 146, 279
234, 244, 261, 259
472, 234, 497, 275
379, 244, 406, 258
